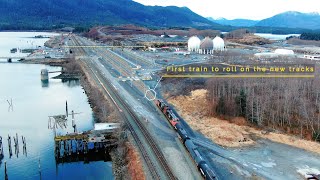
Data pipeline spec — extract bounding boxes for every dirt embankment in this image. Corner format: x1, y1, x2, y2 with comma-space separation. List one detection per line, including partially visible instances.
227, 34, 271, 45
168, 89, 320, 154
44, 35, 64, 48
77, 60, 146, 179
125, 143, 146, 180
110, 136, 146, 180
21, 58, 67, 66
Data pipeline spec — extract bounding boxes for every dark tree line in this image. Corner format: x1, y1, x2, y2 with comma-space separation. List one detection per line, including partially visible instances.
300, 32, 320, 41
224, 29, 251, 39
206, 77, 320, 141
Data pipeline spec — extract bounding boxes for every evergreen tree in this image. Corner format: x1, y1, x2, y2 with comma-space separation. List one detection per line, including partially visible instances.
235, 89, 247, 117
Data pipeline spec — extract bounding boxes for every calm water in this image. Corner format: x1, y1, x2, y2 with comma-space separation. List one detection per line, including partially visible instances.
254, 33, 300, 40
0, 32, 113, 179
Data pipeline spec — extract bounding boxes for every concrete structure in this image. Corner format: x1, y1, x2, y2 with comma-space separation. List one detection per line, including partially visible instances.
92, 123, 120, 134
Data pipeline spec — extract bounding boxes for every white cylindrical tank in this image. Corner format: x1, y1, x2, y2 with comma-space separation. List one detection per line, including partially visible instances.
188, 36, 201, 52
213, 36, 225, 51
200, 37, 213, 49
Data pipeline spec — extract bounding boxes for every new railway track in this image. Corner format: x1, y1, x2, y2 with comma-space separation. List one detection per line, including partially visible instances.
70, 35, 176, 180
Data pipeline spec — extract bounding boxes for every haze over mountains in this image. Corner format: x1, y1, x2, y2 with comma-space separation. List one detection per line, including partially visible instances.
208, 11, 320, 30
0, 0, 319, 31
207, 17, 258, 27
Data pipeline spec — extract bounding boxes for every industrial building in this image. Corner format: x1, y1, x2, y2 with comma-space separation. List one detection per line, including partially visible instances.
255, 49, 295, 59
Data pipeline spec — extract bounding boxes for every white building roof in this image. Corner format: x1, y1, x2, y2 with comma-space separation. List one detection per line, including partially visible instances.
254, 52, 280, 58
275, 49, 294, 55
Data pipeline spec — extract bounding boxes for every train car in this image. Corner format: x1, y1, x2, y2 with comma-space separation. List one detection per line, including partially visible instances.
155, 99, 166, 110
185, 139, 216, 179
176, 123, 189, 142
156, 99, 216, 179
194, 151, 205, 165
184, 140, 197, 159
155, 99, 180, 128
162, 105, 170, 115
167, 109, 179, 121
198, 162, 216, 180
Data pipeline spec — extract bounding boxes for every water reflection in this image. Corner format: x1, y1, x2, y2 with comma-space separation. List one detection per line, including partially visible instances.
62, 79, 80, 87
0, 63, 113, 179
41, 79, 49, 88
0, 32, 113, 179
41, 79, 81, 88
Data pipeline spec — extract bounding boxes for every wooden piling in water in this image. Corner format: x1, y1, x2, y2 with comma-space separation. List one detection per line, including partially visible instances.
39, 157, 42, 180
22, 136, 27, 156
0, 136, 3, 156
5, 161, 8, 180
8, 135, 12, 158
66, 101, 68, 117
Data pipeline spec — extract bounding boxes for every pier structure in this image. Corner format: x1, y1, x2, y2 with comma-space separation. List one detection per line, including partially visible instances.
54, 132, 117, 164
48, 115, 68, 132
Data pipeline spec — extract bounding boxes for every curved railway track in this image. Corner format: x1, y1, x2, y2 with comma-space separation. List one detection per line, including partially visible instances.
70, 35, 176, 180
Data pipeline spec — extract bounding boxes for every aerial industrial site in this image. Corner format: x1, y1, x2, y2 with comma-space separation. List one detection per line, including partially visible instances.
1, 0, 320, 180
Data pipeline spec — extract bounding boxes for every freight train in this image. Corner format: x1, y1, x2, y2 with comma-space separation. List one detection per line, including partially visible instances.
155, 99, 216, 180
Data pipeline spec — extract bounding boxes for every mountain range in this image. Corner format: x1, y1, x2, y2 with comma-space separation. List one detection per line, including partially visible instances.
0, 0, 219, 29
0, 0, 319, 32
207, 17, 258, 27
208, 11, 320, 30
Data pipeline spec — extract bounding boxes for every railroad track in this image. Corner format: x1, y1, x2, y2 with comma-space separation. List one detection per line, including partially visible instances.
77, 37, 134, 77
70, 35, 176, 180
76, 37, 155, 100
112, 48, 156, 68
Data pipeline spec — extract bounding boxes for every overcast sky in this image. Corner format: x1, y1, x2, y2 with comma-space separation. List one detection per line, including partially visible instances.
133, 0, 320, 20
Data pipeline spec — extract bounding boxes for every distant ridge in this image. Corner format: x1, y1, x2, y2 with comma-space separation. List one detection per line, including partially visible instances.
0, 0, 220, 29
207, 17, 258, 27
207, 11, 320, 31
256, 11, 320, 30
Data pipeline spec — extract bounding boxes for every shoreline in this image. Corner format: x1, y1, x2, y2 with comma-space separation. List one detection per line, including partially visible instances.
20, 57, 145, 179
0, 30, 56, 33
